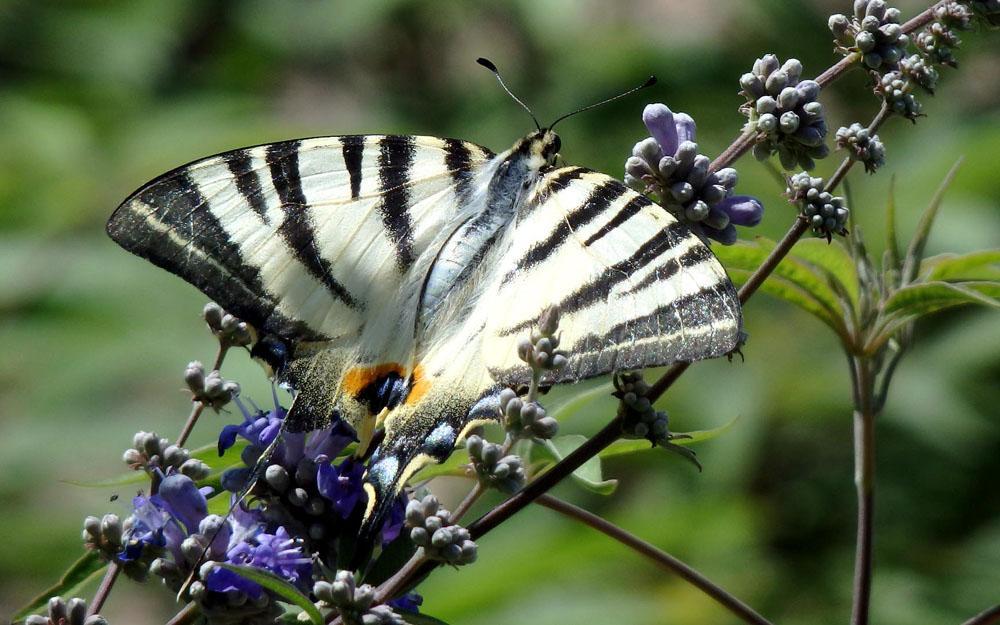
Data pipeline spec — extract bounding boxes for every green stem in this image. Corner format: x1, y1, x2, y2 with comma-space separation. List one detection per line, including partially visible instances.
536, 494, 775, 625
851, 357, 877, 625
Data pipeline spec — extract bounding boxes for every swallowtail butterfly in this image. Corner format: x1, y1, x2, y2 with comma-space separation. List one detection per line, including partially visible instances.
106, 70, 742, 545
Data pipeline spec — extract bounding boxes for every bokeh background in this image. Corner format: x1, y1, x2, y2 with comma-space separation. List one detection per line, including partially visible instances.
1, 1, 998, 624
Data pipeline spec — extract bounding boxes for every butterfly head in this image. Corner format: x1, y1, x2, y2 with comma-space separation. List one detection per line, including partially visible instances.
513, 129, 562, 171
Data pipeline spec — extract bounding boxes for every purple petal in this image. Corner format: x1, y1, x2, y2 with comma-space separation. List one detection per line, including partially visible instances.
157, 474, 208, 532
642, 103, 678, 157
217, 424, 241, 456
674, 113, 697, 144
717, 195, 764, 227
704, 224, 738, 245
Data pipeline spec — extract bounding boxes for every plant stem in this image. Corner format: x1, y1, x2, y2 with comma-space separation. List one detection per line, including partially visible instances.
451, 483, 484, 522
86, 562, 120, 617
536, 494, 775, 625
851, 357, 877, 625
961, 605, 1000, 625
164, 602, 201, 625
176, 344, 228, 448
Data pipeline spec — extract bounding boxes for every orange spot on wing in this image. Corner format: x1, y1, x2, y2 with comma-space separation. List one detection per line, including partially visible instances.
405, 365, 432, 405
341, 363, 405, 396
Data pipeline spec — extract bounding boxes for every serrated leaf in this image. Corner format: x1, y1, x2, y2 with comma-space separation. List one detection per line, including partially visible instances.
215, 564, 323, 625
921, 250, 1000, 282
716, 238, 847, 328
599, 414, 741, 459
883, 281, 1000, 317
13, 552, 105, 622
536, 436, 617, 495
790, 239, 860, 309
902, 158, 963, 284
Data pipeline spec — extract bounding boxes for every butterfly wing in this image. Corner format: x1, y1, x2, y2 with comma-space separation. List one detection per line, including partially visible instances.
479, 166, 742, 385
107, 135, 495, 344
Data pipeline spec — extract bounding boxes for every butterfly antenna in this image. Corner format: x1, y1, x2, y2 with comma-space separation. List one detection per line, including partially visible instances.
548, 75, 657, 130
176, 395, 291, 600
477, 57, 541, 131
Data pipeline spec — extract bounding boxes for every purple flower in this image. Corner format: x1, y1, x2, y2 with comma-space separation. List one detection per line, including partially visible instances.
204, 526, 312, 598
642, 103, 697, 156
718, 195, 765, 227
316, 457, 366, 518
218, 396, 356, 472
628, 102, 765, 245
121, 473, 213, 564
380, 493, 409, 546
218, 399, 286, 456
389, 592, 423, 614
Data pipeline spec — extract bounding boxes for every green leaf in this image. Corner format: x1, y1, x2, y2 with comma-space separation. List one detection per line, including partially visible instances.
547, 381, 614, 423
921, 250, 1000, 282
883, 281, 1000, 317
901, 158, 963, 284
13, 552, 105, 622
599, 414, 741, 459
716, 238, 848, 331
535, 436, 617, 495
885, 174, 900, 270
64, 440, 248, 489
409, 447, 470, 483
215, 564, 323, 625
728, 268, 848, 340
790, 238, 860, 310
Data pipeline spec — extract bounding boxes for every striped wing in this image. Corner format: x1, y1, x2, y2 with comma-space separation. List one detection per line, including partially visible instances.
472, 166, 741, 387
106, 135, 494, 344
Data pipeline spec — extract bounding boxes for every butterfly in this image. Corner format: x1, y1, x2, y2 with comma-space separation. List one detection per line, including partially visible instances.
106, 76, 743, 547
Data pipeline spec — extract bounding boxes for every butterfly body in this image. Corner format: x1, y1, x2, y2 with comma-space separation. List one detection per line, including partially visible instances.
107, 128, 742, 545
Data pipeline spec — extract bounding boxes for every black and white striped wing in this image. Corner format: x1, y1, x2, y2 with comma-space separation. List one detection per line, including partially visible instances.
107, 135, 494, 344
477, 167, 742, 386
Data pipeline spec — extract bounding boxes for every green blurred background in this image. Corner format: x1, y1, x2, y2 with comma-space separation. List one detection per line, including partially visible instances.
1, 1, 998, 624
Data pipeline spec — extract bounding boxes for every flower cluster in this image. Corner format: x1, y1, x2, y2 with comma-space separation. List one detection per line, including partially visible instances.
314, 571, 407, 625
899, 54, 939, 93
217, 397, 406, 562
829, 0, 909, 71
122, 431, 209, 480
835, 123, 886, 173
614, 372, 669, 444
740, 55, 829, 172
185, 361, 240, 411
787, 172, 850, 239
876, 71, 922, 120
405, 495, 477, 565
466, 434, 526, 492
25, 597, 106, 625
202, 302, 253, 349
120, 473, 309, 625
627, 103, 763, 244
83, 513, 157, 582
613, 371, 701, 470
915, 1, 973, 67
